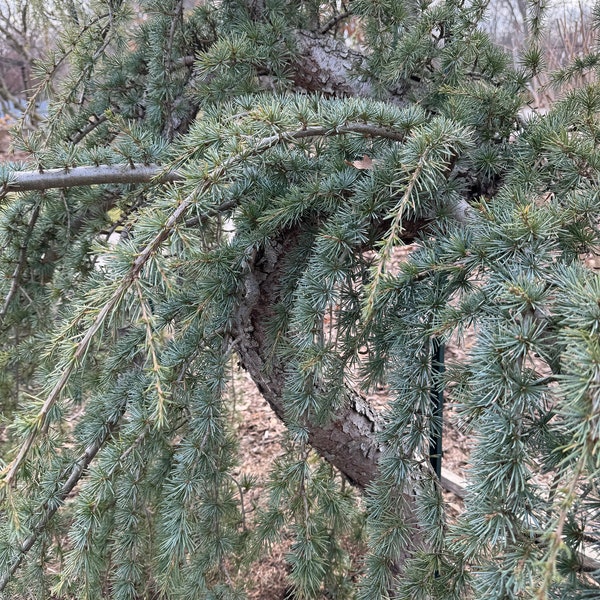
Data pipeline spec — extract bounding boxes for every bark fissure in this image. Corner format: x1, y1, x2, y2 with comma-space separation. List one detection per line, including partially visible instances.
292, 30, 407, 104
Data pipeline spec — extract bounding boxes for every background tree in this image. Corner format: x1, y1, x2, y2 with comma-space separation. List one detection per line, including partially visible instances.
1, 0, 600, 598
0, 0, 86, 122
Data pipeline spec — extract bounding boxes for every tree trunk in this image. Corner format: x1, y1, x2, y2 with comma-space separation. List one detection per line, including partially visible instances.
232, 219, 424, 489
232, 227, 383, 488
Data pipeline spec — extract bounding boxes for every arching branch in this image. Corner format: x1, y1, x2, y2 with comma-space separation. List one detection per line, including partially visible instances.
231, 219, 425, 488
232, 228, 382, 488
1, 157, 473, 222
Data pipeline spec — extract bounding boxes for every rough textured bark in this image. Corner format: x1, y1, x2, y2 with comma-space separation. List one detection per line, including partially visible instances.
232, 228, 383, 488
292, 31, 407, 104
292, 31, 373, 98
232, 219, 426, 489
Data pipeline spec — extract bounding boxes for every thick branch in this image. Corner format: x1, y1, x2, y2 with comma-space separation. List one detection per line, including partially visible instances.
1, 163, 183, 196
233, 236, 382, 487
231, 225, 437, 488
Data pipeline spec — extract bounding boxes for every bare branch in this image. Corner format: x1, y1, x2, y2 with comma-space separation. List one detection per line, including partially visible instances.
2, 123, 408, 196
320, 11, 352, 34
0, 17, 34, 63
0, 164, 184, 197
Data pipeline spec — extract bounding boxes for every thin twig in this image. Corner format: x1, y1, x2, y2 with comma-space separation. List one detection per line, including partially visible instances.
0, 398, 127, 592
320, 11, 352, 35
70, 113, 108, 144
0, 201, 41, 324
135, 281, 169, 426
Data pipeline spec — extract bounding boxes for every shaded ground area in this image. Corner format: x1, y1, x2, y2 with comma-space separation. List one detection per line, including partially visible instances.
232, 346, 472, 597
230, 370, 291, 598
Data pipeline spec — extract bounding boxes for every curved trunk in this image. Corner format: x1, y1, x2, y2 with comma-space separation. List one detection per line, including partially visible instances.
232, 227, 383, 488
231, 219, 425, 489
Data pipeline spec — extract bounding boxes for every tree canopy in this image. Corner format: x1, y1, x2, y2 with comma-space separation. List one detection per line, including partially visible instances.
1, 0, 600, 598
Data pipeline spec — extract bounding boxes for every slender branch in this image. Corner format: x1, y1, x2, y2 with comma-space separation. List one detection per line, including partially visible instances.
0, 201, 41, 324
0, 164, 184, 198
135, 281, 168, 426
363, 151, 427, 320
70, 113, 108, 144
1, 123, 406, 196
0, 398, 127, 592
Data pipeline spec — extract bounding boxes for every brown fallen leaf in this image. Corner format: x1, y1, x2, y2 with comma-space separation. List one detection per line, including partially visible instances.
345, 154, 375, 170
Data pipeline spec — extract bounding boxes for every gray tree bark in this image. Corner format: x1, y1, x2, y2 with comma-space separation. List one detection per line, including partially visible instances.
232, 229, 383, 488
232, 220, 425, 489
0, 164, 182, 197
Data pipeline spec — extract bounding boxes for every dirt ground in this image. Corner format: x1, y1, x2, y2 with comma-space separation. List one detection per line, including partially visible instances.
231, 365, 471, 599
227, 245, 474, 598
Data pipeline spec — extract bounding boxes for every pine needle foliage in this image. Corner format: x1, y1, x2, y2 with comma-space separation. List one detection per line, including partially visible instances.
1, 0, 600, 598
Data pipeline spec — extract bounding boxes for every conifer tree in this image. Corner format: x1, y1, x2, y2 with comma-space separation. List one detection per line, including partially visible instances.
1, 0, 600, 598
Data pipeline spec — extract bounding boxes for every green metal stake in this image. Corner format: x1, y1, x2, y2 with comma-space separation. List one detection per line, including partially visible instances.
430, 339, 445, 479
